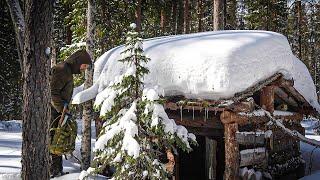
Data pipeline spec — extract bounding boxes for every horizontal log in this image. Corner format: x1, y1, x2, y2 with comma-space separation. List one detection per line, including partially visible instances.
240, 147, 267, 167
271, 76, 294, 87
227, 98, 255, 113
274, 87, 298, 107
236, 131, 265, 146
233, 73, 282, 102
220, 111, 303, 125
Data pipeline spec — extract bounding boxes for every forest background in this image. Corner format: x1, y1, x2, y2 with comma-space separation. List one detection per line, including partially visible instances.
1, 0, 320, 120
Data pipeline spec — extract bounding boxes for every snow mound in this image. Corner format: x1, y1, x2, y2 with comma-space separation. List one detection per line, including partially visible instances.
72, 30, 320, 112
0, 120, 22, 131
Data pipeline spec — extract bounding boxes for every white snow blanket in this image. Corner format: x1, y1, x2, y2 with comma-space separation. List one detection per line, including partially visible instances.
72, 30, 320, 112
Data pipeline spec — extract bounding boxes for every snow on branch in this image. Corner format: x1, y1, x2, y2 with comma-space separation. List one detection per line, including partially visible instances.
257, 105, 320, 147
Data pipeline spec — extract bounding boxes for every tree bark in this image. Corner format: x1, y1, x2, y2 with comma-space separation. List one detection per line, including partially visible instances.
81, 0, 95, 171
260, 85, 274, 113
197, 0, 203, 32
223, 122, 239, 180
184, 0, 190, 34
6, 0, 25, 70
297, 0, 302, 59
135, 0, 142, 31
177, 0, 184, 34
171, 0, 177, 34
21, 0, 53, 179
213, 0, 223, 31
160, 8, 166, 34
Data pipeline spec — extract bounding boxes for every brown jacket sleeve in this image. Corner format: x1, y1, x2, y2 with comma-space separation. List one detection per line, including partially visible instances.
51, 73, 67, 113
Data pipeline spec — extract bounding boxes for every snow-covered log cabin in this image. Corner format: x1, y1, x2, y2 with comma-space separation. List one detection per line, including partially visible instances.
72, 30, 320, 180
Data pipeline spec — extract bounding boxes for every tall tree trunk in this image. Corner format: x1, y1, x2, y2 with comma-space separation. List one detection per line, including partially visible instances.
81, 0, 95, 171
135, 0, 142, 31
213, 0, 224, 30
21, 0, 53, 179
160, 7, 166, 34
184, 0, 190, 34
171, 0, 177, 34
6, 0, 25, 70
177, 0, 184, 34
197, 0, 203, 32
297, 0, 302, 59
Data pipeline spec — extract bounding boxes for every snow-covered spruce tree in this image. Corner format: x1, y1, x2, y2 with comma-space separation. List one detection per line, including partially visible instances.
80, 23, 197, 179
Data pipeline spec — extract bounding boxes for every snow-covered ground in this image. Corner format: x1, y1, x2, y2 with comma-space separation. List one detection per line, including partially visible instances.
0, 120, 98, 180
0, 118, 320, 179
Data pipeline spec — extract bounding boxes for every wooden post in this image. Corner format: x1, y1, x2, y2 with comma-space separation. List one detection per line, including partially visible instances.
260, 85, 274, 113
221, 111, 239, 180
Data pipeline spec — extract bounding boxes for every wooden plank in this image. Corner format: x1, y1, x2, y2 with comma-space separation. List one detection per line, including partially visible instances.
236, 131, 265, 146
205, 138, 217, 180
240, 148, 267, 167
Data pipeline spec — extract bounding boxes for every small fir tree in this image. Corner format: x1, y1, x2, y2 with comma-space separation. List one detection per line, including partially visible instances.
80, 23, 197, 179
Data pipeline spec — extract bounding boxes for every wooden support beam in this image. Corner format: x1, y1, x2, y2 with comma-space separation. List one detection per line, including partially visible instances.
260, 85, 275, 113
233, 73, 282, 102
227, 98, 254, 113
221, 111, 239, 180
271, 76, 294, 87
221, 111, 303, 125
274, 87, 298, 107
224, 122, 239, 180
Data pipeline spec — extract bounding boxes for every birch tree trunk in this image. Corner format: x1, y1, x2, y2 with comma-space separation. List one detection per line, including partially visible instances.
81, 0, 95, 171
21, 0, 53, 179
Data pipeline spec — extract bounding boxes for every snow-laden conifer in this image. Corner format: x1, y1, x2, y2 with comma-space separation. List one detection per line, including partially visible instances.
80, 23, 196, 180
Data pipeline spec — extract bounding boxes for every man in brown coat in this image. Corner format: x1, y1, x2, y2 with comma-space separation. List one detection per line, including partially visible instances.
50, 49, 91, 176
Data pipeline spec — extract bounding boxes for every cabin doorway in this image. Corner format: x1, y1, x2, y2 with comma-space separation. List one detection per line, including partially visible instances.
176, 135, 225, 180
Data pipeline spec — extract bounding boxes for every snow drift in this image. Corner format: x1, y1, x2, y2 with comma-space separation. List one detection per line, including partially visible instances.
72, 30, 320, 112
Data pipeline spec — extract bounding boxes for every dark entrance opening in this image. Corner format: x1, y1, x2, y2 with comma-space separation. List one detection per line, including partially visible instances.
176, 135, 225, 180
178, 135, 206, 180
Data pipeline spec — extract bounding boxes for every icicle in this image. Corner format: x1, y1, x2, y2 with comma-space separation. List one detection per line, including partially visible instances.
206, 108, 209, 120
215, 110, 217, 116
204, 108, 207, 122
180, 106, 183, 121
192, 106, 195, 120
188, 106, 190, 112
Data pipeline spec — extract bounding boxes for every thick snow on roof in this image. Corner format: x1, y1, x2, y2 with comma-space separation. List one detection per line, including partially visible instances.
72, 30, 320, 112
